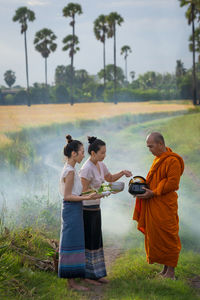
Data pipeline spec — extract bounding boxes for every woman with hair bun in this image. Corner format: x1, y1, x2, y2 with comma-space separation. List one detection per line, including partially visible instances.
58, 135, 101, 291
80, 136, 132, 285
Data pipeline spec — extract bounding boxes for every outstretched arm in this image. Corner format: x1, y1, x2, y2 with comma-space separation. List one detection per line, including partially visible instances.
104, 170, 132, 182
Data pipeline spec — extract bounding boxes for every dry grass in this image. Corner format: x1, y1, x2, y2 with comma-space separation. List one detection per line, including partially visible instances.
0, 102, 193, 132
0, 133, 12, 147
0, 102, 193, 146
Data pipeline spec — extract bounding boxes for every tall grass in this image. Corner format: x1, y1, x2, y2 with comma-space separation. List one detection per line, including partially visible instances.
0, 229, 83, 300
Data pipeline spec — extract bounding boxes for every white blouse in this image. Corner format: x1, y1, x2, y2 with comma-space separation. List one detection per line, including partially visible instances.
59, 163, 82, 197
79, 158, 109, 206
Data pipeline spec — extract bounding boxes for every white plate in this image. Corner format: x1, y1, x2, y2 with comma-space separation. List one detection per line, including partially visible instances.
101, 191, 111, 197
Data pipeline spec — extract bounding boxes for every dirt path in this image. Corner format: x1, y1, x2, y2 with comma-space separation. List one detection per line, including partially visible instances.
83, 247, 123, 300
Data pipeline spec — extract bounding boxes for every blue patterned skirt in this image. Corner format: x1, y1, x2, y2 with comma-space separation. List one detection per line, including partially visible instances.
83, 205, 107, 279
58, 200, 85, 278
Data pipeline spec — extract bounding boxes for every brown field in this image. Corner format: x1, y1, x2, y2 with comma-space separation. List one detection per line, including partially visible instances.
0, 102, 193, 146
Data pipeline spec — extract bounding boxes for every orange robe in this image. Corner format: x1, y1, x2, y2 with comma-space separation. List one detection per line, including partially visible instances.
133, 147, 184, 267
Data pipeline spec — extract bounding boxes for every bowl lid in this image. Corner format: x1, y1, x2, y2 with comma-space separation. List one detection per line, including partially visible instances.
129, 176, 146, 185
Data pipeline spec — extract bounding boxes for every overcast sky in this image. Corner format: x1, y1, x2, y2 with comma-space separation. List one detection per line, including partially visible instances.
0, 0, 191, 87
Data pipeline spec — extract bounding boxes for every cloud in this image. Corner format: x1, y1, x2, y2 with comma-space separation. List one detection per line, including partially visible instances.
0, 0, 21, 4
99, 0, 176, 9
0, 0, 50, 5
27, 0, 49, 6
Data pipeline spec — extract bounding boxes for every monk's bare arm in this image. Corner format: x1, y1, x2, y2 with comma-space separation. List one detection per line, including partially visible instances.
153, 159, 182, 196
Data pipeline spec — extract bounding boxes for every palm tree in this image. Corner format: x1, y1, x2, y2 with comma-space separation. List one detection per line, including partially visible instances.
179, 0, 199, 105
120, 45, 132, 82
13, 6, 35, 106
94, 15, 109, 88
63, 3, 83, 105
4, 70, 16, 89
107, 12, 124, 103
189, 27, 200, 62
62, 34, 80, 104
34, 28, 57, 86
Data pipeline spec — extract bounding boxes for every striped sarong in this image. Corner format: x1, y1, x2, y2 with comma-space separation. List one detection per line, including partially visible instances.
58, 201, 85, 278
83, 205, 107, 279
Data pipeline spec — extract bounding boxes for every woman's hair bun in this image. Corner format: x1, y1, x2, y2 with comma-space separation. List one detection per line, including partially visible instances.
88, 136, 97, 144
66, 134, 73, 144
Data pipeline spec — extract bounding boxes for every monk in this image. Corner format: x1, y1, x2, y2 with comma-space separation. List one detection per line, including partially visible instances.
133, 132, 184, 279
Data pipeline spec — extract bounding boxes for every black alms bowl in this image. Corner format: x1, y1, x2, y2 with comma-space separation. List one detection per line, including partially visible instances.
128, 176, 148, 195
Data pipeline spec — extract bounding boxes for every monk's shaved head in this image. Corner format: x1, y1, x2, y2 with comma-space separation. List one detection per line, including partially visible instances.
146, 132, 165, 145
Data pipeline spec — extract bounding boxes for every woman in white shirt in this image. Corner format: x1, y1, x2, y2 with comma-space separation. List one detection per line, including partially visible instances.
58, 135, 101, 291
80, 136, 132, 285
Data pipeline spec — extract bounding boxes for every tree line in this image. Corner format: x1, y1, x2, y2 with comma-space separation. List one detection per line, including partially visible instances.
179, 0, 200, 105
2, 3, 131, 106
1, 60, 199, 105
1, 1, 200, 105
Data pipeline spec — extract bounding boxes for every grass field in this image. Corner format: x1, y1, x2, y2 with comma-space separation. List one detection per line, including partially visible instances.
1, 229, 200, 300
103, 250, 200, 300
0, 102, 193, 132
1, 103, 200, 299
0, 102, 193, 148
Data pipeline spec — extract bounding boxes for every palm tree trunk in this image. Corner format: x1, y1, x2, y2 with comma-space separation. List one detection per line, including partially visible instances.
191, 4, 197, 105
114, 23, 117, 104
24, 30, 31, 106
103, 40, 106, 88
71, 16, 75, 106
45, 57, 47, 86
125, 56, 128, 82
70, 58, 74, 105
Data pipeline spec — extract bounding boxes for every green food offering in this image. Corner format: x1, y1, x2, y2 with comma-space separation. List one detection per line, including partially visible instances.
97, 183, 112, 193
82, 182, 125, 196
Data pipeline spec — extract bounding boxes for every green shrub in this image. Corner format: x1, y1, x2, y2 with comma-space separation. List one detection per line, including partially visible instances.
4, 94, 15, 105
54, 85, 69, 103
14, 90, 28, 105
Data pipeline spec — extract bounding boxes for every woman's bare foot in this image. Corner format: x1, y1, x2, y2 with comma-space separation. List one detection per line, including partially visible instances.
98, 278, 109, 284
158, 265, 168, 276
68, 279, 90, 291
84, 278, 102, 286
